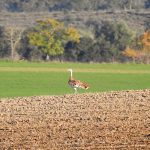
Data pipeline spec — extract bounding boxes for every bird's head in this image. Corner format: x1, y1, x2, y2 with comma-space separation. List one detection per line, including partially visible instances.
67, 68, 73, 78
67, 68, 73, 72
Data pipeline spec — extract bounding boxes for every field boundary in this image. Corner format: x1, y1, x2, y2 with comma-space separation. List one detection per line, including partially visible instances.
0, 67, 150, 74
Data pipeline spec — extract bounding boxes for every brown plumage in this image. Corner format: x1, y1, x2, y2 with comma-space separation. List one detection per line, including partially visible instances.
67, 69, 89, 93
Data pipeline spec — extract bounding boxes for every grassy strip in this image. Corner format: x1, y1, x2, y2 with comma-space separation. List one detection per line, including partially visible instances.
0, 61, 149, 98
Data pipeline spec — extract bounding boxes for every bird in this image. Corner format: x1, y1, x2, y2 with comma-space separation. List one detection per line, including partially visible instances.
67, 69, 89, 93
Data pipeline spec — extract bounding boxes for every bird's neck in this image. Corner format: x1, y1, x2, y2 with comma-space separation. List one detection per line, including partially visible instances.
69, 70, 73, 80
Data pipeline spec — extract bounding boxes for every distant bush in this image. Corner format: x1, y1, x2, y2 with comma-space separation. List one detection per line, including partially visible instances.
0, 26, 10, 58
64, 20, 134, 62
0, 0, 149, 12
0, 18, 149, 63
64, 37, 94, 62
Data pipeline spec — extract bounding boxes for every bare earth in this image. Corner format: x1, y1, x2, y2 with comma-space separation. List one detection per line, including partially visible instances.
0, 90, 150, 150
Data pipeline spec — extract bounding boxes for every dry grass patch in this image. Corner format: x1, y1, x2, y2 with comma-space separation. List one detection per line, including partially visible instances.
0, 67, 150, 74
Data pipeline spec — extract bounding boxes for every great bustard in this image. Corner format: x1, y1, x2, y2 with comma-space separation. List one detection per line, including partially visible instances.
67, 69, 89, 93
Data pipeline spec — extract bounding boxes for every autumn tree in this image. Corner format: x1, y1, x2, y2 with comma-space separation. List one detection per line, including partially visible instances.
139, 29, 150, 63
122, 47, 139, 61
140, 29, 150, 50
123, 29, 150, 63
27, 18, 80, 60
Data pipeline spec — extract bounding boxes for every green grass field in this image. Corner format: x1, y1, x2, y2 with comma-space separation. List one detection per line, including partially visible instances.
0, 61, 150, 98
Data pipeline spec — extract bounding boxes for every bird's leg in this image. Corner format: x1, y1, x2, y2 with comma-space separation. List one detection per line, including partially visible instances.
74, 88, 77, 94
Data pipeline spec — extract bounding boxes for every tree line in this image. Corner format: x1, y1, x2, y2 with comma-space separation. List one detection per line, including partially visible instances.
0, 0, 150, 12
0, 18, 149, 63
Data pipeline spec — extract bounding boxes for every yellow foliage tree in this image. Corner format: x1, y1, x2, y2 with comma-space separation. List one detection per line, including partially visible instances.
65, 27, 80, 43
28, 18, 80, 60
123, 29, 150, 63
122, 47, 139, 59
139, 29, 150, 51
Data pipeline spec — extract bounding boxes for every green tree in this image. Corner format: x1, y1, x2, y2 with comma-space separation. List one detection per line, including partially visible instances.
64, 37, 93, 62
93, 21, 134, 61
27, 18, 80, 60
65, 20, 134, 62
18, 29, 44, 61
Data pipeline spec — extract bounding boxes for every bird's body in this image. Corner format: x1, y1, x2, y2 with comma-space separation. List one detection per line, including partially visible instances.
67, 69, 89, 93
68, 78, 89, 89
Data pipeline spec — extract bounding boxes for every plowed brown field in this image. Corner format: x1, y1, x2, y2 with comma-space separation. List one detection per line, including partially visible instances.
0, 90, 150, 150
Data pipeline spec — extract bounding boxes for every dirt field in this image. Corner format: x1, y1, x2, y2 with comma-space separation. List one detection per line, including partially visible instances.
0, 90, 150, 150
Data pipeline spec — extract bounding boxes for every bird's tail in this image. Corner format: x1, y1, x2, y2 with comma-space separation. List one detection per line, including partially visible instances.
81, 83, 89, 90
85, 85, 89, 89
